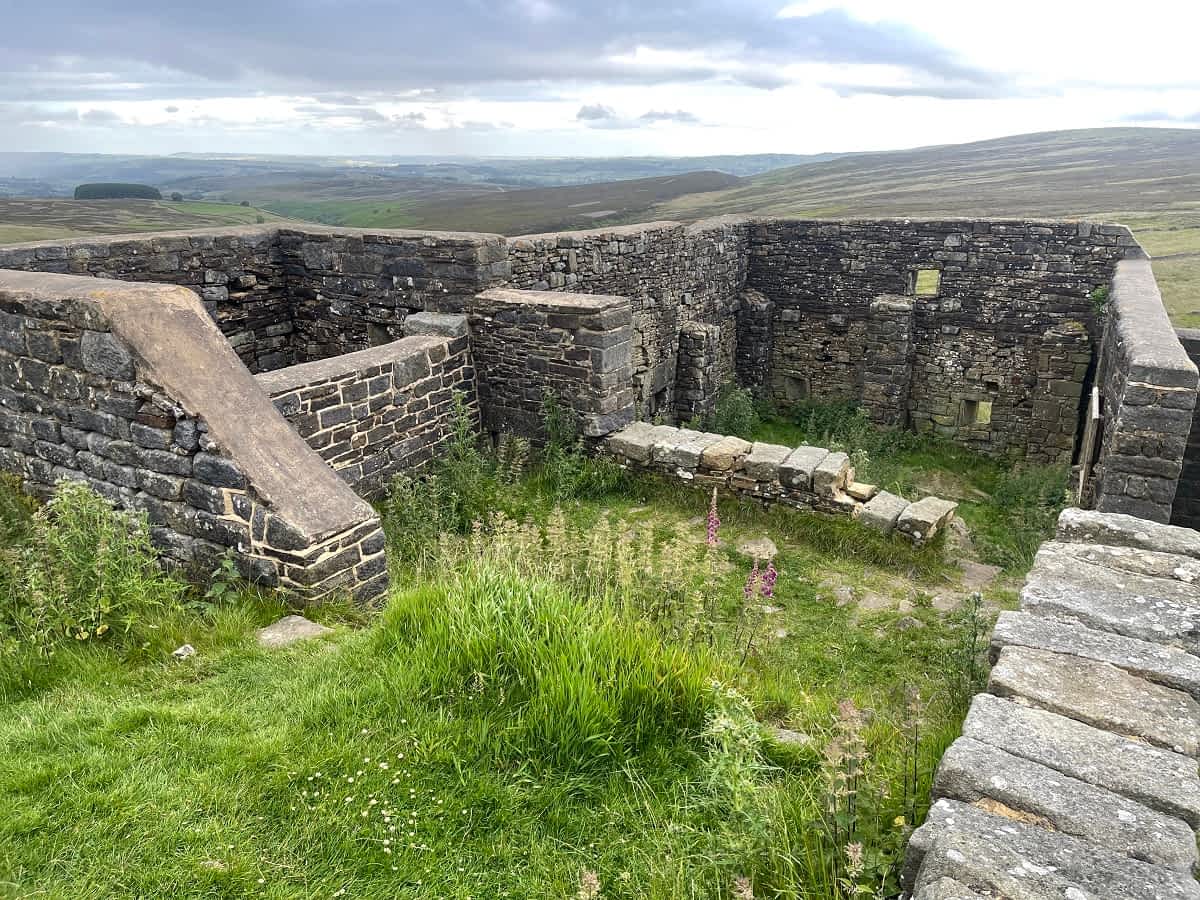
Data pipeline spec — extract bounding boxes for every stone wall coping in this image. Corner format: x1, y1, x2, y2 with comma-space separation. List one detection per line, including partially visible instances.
474, 287, 629, 312
509, 220, 686, 242
254, 335, 448, 394
1110, 259, 1199, 387
275, 225, 505, 244
0, 267, 374, 539
0, 224, 280, 253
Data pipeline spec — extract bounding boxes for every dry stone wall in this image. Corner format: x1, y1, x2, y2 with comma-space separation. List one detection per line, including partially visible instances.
256, 328, 474, 499
507, 218, 749, 419
467, 288, 635, 440
1093, 259, 1198, 523
1171, 327, 1200, 529
0, 269, 387, 603
748, 219, 1135, 462
903, 508, 1200, 899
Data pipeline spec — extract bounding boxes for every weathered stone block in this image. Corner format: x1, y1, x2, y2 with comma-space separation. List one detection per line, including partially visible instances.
812, 451, 852, 497
742, 442, 792, 482
700, 435, 752, 472
778, 446, 828, 490
895, 496, 957, 542
859, 490, 910, 534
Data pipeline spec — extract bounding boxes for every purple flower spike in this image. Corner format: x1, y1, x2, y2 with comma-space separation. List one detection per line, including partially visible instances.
760, 560, 778, 599
706, 488, 721, 548
743, 558, 760, 601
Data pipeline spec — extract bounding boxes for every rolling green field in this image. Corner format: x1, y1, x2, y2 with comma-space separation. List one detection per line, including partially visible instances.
0, 199, 288, 245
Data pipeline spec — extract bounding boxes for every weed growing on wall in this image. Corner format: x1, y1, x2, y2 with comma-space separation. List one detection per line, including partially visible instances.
0, 480, 185, 659
707, 384, 761, 438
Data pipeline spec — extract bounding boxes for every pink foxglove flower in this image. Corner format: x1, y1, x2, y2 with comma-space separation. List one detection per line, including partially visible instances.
706, 487, 721, 547
743, 558, 759, 600
760, 560, 778, 599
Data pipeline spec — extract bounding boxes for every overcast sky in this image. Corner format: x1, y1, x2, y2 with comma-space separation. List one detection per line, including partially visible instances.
3, 0, 1199, 157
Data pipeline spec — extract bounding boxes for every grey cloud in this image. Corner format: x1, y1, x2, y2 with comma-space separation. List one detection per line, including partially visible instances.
1121, 110, 1200, 123
577, 104, 616, 121
640, 110, 699, 123
164, 105, 179, 113
79, 108, 122, 124
0, 1, 1008, 102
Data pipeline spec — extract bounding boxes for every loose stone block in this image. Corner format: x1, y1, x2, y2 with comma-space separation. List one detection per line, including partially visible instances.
859, 490, 910, 534
992, 610, 1200, 699
1021, 543, 1200, 654
777, 445, 828, 490
742, 442, 792, 481
933, 736, 1198, 871
812, 451, 852, 497
896, 496, 958, 542
908, 799, 1200, 900
606, 421, 658, 463
988, 645, 1200, 757
845, 481, 877, 501
401, 311, 468, 339
700, 435, 752, 472
256, 615, 334, 649
962, 693, 1200, 828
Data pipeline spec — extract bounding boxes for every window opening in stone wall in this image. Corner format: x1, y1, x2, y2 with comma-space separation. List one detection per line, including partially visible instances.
908, 268, 942, 297
959, 398, 992, 426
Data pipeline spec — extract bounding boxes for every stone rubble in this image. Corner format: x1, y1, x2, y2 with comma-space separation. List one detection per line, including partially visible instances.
904, 507, 1200, 898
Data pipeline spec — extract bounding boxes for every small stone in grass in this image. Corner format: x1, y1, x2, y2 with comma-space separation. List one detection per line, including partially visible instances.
257, 615, 333, 649
171, 643, 196, 660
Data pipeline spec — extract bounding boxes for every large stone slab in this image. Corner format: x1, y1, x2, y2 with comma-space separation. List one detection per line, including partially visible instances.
605, 421, 658, 463
962, 693, 1200, 828
742, 442, 793, 482
896, 496, 958, 542
859, 490, 910, 534
1056, 507, 1200, 560
988, 646, 1200, 756
933, 736, 1197, 871
1021, 544, 1200, 654
649, 427, 702, 465
812, 450, 852, 497
992, 610, 1200, 699
777, 445, 828, 490
657, 432, 723, 470
909, 799, 1200, 900
700, 435, 752, 472
1040, 539, 1200, 585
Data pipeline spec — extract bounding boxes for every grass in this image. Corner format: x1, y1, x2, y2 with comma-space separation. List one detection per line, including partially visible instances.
0, 199, 287, 244
0, 404, 1019, 896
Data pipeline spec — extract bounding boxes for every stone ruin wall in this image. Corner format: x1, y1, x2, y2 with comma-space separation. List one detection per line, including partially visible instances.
1173, 327, 1200, 529
0, 215, 1196, 601
748, 219, 1134, 463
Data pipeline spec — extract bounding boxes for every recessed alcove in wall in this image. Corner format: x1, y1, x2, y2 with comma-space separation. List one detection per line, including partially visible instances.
908, 268, 942, 297
959, 398, 993, 426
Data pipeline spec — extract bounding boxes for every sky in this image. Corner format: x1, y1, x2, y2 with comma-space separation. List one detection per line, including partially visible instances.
2, 0, 1199, 158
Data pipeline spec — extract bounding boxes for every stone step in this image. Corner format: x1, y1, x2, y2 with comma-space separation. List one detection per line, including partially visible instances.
962, 693, 1200, 829
1021, 544, 1200, 654
912, 878, 989, 900
932, 736, 1197, 871
992, 610, 1200, 700
988, 646, 1200, 757
1056, 507, 1200, 561
1040, 539, 1200, 585
908, 799, 1200, 900
896, 496, 958, 542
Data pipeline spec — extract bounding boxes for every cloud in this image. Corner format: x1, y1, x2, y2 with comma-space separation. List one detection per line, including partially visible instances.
1121, 109, 1200, 123
576, 104, 616, 121
164, 105, 179, 113
640, 109, 700, 123
0, 1, 1006, 103
79, 108, 122, 124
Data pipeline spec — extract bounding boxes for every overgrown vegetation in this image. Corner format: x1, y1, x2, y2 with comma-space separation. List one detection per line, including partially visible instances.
0, 396, 1018, 897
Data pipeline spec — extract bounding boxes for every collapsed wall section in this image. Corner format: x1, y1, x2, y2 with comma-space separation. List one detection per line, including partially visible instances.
1092, 260, 1199, 523
0, 269, 388, 603
748, 220, 1134, 462
507, 218, 749, 419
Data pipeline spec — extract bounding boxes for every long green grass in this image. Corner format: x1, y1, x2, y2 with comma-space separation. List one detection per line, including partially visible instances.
0, 413, 1000, 897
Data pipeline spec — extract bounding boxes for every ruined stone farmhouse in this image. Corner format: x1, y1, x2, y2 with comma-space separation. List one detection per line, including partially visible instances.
1, 216, 1200, 896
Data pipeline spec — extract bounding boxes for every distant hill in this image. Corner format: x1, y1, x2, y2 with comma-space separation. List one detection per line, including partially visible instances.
0, 199, 287, 245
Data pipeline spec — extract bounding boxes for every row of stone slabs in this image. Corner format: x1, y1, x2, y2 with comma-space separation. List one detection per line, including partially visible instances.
603, 422, 959, 542
903, 508, 1200, 899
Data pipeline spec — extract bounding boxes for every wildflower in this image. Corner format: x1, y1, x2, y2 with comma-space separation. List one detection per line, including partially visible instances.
759, 560, 778, 599
576, 869, 601, 900
743, 559, 759, 601
844, 841, 865, 878
706, 487, 721, 547
732, 875, 755, 900
894, 815, 907, 828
